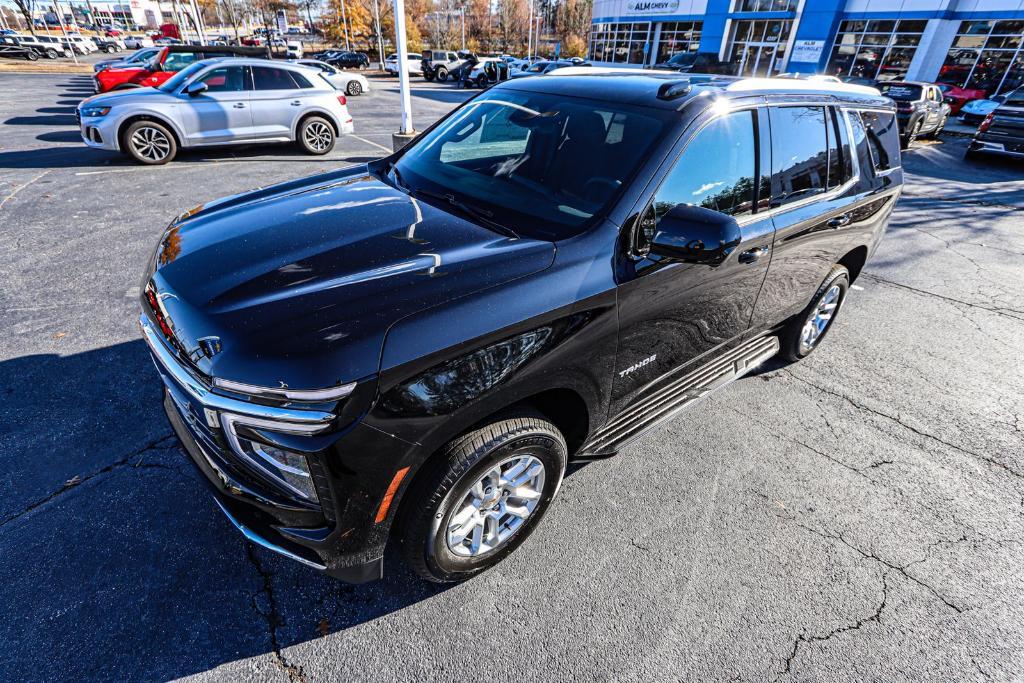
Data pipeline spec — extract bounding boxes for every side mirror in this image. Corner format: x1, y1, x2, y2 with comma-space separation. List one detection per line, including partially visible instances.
185, 80, 208, 96
649, 203, 742, 267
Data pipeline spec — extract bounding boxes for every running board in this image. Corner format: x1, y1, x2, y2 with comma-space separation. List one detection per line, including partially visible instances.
579, 335, 780, 456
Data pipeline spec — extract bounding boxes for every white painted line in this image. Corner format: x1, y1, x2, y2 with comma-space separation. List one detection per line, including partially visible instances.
851, 284, 865, 291
0, 170, 50, 211
348, 133, 393, 153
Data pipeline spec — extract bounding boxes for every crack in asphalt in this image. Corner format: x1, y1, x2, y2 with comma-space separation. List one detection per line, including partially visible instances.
861, 273, 1024, 322
778, 572, 889, 678
0, 432, 177, 529
244, 545, 308, 683
782, 370, 1024, 483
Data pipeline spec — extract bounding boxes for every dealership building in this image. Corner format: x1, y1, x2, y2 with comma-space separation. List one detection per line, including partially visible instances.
588, 0, 1024, 96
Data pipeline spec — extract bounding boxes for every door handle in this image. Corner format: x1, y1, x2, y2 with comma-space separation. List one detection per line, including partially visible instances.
738, 246, 769, 264
827, 214, 851, 229
232, 102, 246, 108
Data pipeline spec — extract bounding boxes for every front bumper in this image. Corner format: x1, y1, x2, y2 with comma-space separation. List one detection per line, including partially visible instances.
78, 113, 120, 151
140, 313, 418, 582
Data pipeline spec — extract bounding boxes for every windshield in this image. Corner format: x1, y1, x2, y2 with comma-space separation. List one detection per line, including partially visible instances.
393, 89, 671, 240
665, 52, 697, 66
526, 62, 548, 72
157, 61, 207, 92
879, 83, 922, 101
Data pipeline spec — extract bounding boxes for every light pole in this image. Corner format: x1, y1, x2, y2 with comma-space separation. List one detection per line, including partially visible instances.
391, 0, 415, 151
526, 0, 533, 59
372, 0, 385, 70
339, 0, 350, 50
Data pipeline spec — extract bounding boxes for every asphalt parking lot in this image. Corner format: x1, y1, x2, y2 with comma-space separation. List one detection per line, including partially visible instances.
2, 72, 1024, 682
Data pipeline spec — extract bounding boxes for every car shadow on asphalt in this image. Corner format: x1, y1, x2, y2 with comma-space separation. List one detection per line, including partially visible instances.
4, 114, 78, 127
0, 339, 453, 680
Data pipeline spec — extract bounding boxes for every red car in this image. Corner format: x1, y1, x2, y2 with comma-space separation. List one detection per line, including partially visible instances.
93, 45, 267, 93
937, 83, 987, 114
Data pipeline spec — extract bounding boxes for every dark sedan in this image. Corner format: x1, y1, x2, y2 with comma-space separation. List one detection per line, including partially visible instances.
967, 88, 1024, 160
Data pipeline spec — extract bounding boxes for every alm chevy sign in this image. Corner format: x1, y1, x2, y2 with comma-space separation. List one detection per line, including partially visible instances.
625, 0, 680, 14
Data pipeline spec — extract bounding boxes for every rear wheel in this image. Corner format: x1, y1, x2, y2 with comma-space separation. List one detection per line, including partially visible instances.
398, 413, 567, 583
476, 74, 488, 88
298, 116, 335, 155
779, 266, 850, 362
345, 79, 362, 96
26, 51, 39, 61
45, 48, 59, 59
124, 119, 176, 165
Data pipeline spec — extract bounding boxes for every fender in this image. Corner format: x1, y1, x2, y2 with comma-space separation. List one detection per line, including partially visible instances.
292, 106, 346, 140
113, 109, 188, 151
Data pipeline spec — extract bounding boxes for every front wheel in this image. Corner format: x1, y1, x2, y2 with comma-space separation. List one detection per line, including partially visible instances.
45, 48, 59, 59
779, 265, 850, 362
398, 413, 567, 583
298, 116, 335, 155
436, 67, 448, 82
124, 120, 177, 165
476, 74, 488, 88
26, 51, 39, 61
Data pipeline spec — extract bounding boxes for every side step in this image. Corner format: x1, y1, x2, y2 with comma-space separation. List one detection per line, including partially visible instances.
580, 335, 780, 455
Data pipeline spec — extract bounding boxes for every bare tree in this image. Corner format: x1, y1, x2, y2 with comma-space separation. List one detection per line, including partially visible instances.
10, 0, 36, 34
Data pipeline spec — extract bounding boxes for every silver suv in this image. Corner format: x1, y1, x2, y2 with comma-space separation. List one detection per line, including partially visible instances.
76, 58, 354, 165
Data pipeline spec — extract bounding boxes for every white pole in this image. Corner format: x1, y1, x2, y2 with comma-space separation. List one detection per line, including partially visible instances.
55, 0, 78, 64
460, 9, 464, 51
393, 0, 412, 135
526, 0, 532, 59
339, 0, 350, 50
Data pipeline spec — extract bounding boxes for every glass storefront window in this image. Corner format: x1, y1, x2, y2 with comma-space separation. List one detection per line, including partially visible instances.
825, 19, 926, 82
588, 22, 651, 64
939, 21, 1024, 95
655, 21, 702, 64
736, 0, 796, 11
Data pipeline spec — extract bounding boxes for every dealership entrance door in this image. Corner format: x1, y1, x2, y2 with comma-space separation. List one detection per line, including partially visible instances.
728, 19, 794, 76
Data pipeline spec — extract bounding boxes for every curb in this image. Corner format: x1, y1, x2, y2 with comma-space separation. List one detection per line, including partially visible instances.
0, 63, 94, 74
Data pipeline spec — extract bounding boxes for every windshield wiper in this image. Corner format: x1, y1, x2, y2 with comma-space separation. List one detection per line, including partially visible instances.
413, 188, 519, 239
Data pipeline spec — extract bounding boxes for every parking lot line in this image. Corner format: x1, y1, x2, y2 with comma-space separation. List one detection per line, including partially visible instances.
349, 133, 393, 153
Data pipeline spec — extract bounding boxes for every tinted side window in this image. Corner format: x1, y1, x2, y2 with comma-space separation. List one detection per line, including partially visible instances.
847, 110, 874, 177
653, 109, 757, 221
769, 106, 829, 206
289, 70, 315, 88
832, 107, 854, 184
163, 51, 198, 71
860, 111, 901, 171
253, 66, 299, 90
197, 65, 247, 92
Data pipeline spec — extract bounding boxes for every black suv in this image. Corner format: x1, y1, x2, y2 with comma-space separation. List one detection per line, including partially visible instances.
321, 50, 369, 69
966, 88, 1024, 160
140, 73, 902, 583
879, 81, 950, 148
654, 51, 729, 74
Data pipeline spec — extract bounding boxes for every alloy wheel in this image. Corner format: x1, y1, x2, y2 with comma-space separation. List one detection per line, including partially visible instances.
445, 455, 546, 558
129, 126, 171, 162
346, 81, 361, 96
799, 284, 842, 354
303, 121, 333, 152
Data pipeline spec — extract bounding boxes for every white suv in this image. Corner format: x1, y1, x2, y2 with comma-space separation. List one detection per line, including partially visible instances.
8, 33, 69, 58
76, 58, 354, 164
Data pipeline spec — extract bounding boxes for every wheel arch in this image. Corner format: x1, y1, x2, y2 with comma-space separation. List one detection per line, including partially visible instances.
837, 245, 869, 283
117, 113, 183, 152
294, 108, 341, 140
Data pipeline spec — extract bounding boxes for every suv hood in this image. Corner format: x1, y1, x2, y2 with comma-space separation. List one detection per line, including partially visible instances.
80, 86, 166, 108
143, 167, 556, 390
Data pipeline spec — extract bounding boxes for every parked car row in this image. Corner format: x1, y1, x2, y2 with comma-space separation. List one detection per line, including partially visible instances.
0, 32, 123, 59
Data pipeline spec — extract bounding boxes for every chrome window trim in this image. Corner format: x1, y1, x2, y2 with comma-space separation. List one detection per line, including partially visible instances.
140, 314, 334, 432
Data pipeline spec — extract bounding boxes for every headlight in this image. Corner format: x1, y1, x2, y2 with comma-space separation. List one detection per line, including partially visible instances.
80, 105, 111, 118
222, 413, 319, 502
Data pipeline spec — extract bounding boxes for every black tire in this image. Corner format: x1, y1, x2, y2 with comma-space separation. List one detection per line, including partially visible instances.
398, 412, 567, 583
779, 265, 850, 362
476, 74, 488, 88
929, 114, 947, 138
26, 51, 39, 61
345, 79, 362, 96
436, 67, 448, 82
123, 119, 177, 165
104, 45, 116, 53
45, 48, 59, 59
297, 115, 335, 155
